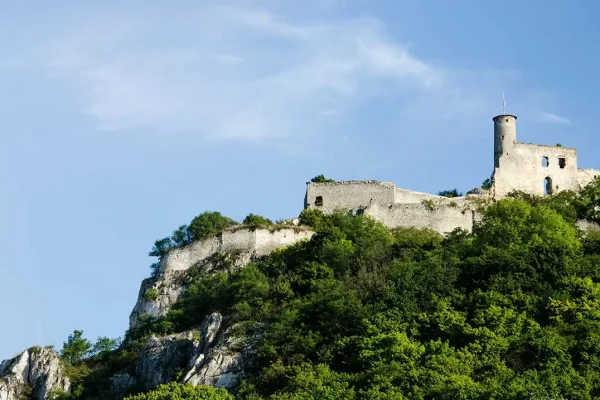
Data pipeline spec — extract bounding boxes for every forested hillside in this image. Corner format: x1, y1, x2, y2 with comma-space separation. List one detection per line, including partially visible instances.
27, 180, 600, 399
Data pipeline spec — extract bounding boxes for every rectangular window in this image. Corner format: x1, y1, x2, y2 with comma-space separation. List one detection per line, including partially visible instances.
559, 158, 566, 169
315, 196, 323, 206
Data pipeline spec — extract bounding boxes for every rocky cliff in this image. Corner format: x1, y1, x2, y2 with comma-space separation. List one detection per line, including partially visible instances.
0, 347, 69, 400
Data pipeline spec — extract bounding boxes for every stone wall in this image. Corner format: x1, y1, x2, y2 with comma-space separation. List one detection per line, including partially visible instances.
493, 143, 582, 198
159, 227, 314, 274
365, 202, 479, 234
130, 227, 314, 328
577, 168, 600, 189
305, 181, 396, 214
394, 188, 446, 203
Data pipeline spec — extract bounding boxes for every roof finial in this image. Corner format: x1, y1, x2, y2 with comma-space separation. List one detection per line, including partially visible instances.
502, 92, 506, 114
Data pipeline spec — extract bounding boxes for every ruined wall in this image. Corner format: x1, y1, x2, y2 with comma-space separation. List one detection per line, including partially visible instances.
577, 168, 600, 189
394, 188, 446, 203
365, 203, 480, 234
306, 181, 396, 214
160, 227, 314, 273
493, 143, 580, 198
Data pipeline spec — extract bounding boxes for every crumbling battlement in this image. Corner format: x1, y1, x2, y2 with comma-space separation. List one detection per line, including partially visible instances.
305, 180, 485, 234
159, 227, 314, 274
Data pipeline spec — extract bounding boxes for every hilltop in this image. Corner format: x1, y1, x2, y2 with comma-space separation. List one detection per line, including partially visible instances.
3, 173, 600, 399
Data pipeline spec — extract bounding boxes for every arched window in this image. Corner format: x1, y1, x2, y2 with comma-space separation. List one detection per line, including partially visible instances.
544, 177, 553, 195
542, 156, 549, 167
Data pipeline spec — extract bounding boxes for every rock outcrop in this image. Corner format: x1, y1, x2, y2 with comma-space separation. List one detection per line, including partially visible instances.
133, 312, 256, 392
0, 347, 69, 400
129, 227, 313, 328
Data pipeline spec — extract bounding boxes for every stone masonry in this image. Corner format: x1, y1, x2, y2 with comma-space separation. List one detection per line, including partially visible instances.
305, 113, 600, 234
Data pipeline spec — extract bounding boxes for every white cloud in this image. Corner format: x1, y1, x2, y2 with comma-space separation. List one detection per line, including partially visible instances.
15, 1, 518, 140
536, 112, 571, 125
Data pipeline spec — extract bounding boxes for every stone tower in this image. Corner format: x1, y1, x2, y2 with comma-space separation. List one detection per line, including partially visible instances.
493, 114, 517, 169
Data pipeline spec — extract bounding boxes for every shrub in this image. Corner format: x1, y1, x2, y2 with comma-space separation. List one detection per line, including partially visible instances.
421, 199, 437, 210
298, 209, 324, 228
481, 178, 492, 190
144, 288, 159, 302
438, 189, 463, 198
310, 175, 335, 183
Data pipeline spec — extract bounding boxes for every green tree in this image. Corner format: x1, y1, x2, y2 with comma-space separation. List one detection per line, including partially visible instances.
60, 330, 92, 365
243, 213, 273, 228
298, 209, 324, 228
124, 382, 233, 400
481, 178, 492, 190
90, 336, 120, 356
187, 212, 238, 241
576, 177, 600, 223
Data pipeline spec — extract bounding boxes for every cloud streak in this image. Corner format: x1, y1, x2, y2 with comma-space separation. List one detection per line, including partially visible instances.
14, 1, 518, 140
536, 112, 571, 125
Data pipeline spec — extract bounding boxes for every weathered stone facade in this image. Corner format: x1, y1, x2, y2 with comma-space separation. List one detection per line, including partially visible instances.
305, 113, 600, 234
491, 114, 600, 198
305, 180, 483, 234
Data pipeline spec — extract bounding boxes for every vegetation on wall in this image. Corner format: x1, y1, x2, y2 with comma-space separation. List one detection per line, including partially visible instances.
148, 211, 238, 277
310, 175, 336, 183
242, 214, 274, 229
481, 178, 492, 190
437, 189, 463, 198
52, 177, 600, 399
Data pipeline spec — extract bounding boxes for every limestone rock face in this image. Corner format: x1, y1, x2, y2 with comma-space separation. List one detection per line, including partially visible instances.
0, 347, 70, 400
183, 322, 255, 389
136, 330, 197, 390
135, 312, 256, 391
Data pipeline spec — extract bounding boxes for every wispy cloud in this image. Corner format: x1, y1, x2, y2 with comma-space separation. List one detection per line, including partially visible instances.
11, 1, 517, 140
536, 112, 571, 125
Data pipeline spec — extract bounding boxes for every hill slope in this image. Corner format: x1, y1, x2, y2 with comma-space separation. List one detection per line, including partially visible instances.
4, 182, 600, 399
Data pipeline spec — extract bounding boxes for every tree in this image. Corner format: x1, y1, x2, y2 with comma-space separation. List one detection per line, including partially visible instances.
187, 212, 238, 242
310, 175, 335, 183
576, 177, 600, 223
90, 336, 120, 356
438, 189, 463, 198
149, 237, 174, 258
242, 213, 273, 228
481, 178, 492, 190
124, 382, 233, 400
299, 209, 324, 228
60, 330, 92, 365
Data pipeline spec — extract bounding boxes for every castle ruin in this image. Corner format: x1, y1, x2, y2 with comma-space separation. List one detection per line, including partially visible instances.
305, 113, 600, 234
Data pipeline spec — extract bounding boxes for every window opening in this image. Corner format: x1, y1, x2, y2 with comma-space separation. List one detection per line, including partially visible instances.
315, 196, 323, 206
542, 156, 549, 167
559, 158, 566, 169
544, 177, 553, 195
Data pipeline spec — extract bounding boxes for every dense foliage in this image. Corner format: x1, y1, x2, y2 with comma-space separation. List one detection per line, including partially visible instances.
243, 214, 274, 229
57, 178, 600, 399
124, 383, 233, 400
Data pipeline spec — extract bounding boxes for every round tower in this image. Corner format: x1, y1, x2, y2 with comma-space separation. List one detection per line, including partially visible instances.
493, 114, 517, 167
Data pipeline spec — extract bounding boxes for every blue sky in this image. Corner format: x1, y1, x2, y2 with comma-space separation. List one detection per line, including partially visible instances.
1, 0, 599, 360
